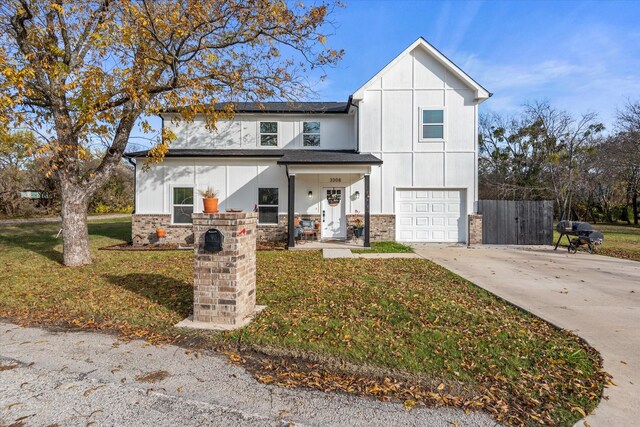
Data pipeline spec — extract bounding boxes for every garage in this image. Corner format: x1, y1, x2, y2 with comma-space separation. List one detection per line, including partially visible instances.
395, 189, 466, 242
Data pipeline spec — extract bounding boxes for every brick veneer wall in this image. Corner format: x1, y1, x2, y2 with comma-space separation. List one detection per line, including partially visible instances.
131, 214, 193, 245
132, 212, 397, 244
468, 213, 483, 245
192, 212, 257, 325
369, 214, 396, 241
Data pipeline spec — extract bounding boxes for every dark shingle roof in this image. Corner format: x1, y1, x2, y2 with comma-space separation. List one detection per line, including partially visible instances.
277, 150, 382, 165
161, 101, 351, 115
124, 149, 382, 165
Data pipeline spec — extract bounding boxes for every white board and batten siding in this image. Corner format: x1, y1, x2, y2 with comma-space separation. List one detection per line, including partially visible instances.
354, 40, 483, 243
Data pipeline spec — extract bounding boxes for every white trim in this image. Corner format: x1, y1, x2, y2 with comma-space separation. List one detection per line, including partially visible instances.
352, 37, 490, 102
170, 184, 195, 225
287, 164, 372, 175
257, 120, 280, 148
418, 106, 446, 142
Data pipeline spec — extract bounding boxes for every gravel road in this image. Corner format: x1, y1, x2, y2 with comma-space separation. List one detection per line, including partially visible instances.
0, 322, 497, 427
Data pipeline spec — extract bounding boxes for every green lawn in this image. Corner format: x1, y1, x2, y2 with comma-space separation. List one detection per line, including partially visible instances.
0, 219, 607, 426
352, 241, 413, 253
554, 223, 640, 262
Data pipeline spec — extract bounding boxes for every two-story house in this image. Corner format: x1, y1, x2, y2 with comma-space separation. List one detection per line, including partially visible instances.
125, 37, 491, 247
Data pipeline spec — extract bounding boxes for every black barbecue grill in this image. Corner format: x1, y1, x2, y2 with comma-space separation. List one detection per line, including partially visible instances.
554, 221, 604, 254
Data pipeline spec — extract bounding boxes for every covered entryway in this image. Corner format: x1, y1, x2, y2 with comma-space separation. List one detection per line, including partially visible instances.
395, 189, 466, 242
278, 150, 382, 248
321, 187, 346, 239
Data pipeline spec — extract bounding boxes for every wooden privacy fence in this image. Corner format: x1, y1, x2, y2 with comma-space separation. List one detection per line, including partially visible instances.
478, 200, 554, 245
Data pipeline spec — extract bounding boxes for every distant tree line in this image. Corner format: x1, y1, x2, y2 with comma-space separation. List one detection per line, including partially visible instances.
0, 130, 133, 218
479, 100, 640, 224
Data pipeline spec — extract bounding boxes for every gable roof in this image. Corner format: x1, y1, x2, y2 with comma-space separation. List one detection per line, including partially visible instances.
161, 101, 351, 115
351, 37, 491, 102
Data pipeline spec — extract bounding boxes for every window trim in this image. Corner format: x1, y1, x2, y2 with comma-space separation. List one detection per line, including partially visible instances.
302, 121, 321, 148
171, 185, 195, 225
257, 187, 279, 225
419, 107, 445, 142
258, 121, 279, 147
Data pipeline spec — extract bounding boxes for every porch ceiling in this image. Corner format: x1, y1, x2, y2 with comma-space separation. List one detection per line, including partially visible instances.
277, 150, 382, 166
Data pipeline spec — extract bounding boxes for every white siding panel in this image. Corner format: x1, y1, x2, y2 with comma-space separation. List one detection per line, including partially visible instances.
166, 118, 189, 149
189, 118, 210, 148
382, 153, 412, 212
136, 164, 164, 213
382, 53, 413, 89
226, 165, 257, 211
413, 48, 447, 89
382, 91, 412, 152
414, 90, 445, 107
369, 163, 382, 214
257, 163, 287, 211
196, 162, 226, 212
360, 90, 382, 152
213, 120, 241, 149
446, 89, 475, 151
445, 152, 474, 187
413, 153, 444, 187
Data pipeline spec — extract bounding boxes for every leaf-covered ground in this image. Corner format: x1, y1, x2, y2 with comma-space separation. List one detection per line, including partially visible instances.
0, 219, 608, 426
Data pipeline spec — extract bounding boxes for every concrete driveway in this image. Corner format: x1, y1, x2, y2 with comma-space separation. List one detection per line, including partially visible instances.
413, 244, 640, 427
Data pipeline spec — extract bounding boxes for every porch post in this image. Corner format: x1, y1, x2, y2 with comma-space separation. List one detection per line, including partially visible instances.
364, 174, 371, 247
287, 173, 295, 248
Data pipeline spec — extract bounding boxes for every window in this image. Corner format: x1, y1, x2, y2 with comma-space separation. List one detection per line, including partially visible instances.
172, 187, 194, 224
260, 122, 278, 146
303, 121, 320, 147
257, 188, 278, 224
421, 109, 444, 139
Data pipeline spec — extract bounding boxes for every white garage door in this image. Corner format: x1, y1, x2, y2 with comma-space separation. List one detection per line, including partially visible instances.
395, 189, 466, 242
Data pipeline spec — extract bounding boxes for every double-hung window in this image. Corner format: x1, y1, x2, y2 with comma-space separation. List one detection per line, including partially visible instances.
257, 188, 278, 224
421, 109, 444, 140
260, 122, 278, 146
303, 121, 321, 147
173, 187, 194, 224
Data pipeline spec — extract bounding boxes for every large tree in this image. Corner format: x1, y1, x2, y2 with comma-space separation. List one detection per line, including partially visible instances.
0, 0, 341, 266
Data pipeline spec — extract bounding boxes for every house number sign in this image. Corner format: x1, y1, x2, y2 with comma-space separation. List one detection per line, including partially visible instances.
329, 177, 341, 183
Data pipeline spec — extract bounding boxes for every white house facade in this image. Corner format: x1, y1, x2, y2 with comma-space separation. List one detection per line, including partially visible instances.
126, 38, 490, 247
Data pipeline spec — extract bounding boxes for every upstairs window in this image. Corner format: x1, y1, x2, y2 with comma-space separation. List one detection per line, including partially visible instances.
421, 109, 444, 139
257, 188, 279, 224
303, 121, 321, 147
173, 187, 194, 224
260, 122, 278, 146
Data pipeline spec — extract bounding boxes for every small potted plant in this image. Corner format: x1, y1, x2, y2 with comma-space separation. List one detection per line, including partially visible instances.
200, 186, 219, 213
156, 227, 167, 238
353, 217, 364, 238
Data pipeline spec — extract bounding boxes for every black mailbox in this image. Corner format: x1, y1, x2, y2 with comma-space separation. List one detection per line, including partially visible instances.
204, 229, 224, 252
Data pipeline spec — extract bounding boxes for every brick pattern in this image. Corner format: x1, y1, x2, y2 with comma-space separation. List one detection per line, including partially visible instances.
369, 214, 396, 241
133, 212, 397, 244
131, 214, 193, 245
468, 213, 483, 245
192, 212, 257, 325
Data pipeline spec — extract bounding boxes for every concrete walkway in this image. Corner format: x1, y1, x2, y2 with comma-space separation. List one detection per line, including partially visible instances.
0, 322, 497, 427
413, 244, 640, 427
0, 213, 130, 226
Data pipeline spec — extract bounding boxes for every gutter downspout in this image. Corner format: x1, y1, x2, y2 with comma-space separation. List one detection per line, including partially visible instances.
348, 95, 360, 153
126, 157, 136, 214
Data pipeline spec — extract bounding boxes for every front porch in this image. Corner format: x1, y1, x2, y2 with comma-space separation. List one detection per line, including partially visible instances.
277, 150, 382, 249
288, 239, 368, 251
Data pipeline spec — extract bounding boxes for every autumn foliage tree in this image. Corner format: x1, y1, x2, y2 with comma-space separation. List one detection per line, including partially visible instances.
0, 0, 342, 266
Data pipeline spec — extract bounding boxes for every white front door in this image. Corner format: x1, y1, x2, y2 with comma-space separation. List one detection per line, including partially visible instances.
321, 187, 346, 239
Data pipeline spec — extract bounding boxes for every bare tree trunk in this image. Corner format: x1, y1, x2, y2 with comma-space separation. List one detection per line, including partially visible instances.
60, 184, 91, 266
633, 190, 639, 226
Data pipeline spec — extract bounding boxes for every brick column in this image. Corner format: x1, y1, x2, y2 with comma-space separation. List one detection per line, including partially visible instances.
468, 213, 483, 245
177, 212, 263, 330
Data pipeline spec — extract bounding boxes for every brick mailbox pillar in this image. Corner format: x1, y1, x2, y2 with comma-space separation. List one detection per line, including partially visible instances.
177, 212, 264, 330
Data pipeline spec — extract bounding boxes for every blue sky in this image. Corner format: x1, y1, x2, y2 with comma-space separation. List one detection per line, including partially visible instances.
129, 0, 640, 148
319, 0, 640, 128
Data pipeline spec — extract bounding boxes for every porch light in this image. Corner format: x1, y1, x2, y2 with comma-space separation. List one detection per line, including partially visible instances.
354, 191, 360, 200
308, 190, 313, 198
